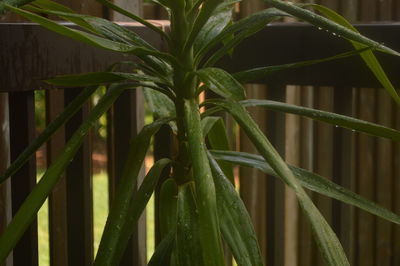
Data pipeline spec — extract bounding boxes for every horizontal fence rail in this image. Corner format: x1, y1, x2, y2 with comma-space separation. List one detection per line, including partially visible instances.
0, 21, 399, 266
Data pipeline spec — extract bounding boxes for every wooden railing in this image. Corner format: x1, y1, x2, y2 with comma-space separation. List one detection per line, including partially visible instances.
0, 22, 399, 266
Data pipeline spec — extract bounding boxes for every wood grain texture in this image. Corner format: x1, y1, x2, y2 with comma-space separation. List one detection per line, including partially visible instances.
9, 91, 38, 266
46, 89, 68, 266
284, 86, 300, 266
239, 84, 268, 264
0, 93, 12, 266
375, 90, 393, 266
313, 87, 335, 266
297, 86, 314, 266
355, 88, 376, 266
64, 88, 93, 266
333, 86, 356, 265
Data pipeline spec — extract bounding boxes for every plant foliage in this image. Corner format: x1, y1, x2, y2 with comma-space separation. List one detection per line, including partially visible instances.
1, 0, 399, 265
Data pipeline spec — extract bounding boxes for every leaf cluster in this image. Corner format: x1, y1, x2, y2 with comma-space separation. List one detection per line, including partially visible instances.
1, 0, 399, 265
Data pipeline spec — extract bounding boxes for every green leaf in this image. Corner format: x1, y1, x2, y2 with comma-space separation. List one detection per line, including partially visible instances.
263, 0, 400, 57
241, 99, 400, 142
104, 158, 171, 265
209, 99, 350, 266
96, 0, 168, 40
201, 116, 220, 137
210, 150, 400, 225
196, 67, 246, 101
6, 4, 174, 62
26, 2, 96, 33
205, 117, 234, 184
143, 87, 177, 132
194, 0, 236, 54
159, 178, 178, 239
148, 229, 176, 266
199, 8, 287, 66
176, 182, 204, 266
94, 121, 171, 266
0, 0, 34, 15
185, 0, 223, 51
0, 86, 96, 183
31, 0, 74, 12
208, 154, 263, 266
47, 72, 163, 87
183, 99, 225, 266
302, 3, 400, 105
0, 83, 127, 263
233, 46, 374, 83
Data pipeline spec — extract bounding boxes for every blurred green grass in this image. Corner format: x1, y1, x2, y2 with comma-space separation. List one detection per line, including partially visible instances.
37, 171, 155, 265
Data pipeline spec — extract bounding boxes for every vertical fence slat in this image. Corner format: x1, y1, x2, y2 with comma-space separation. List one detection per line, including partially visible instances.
239, 84, 268, 264
0, 93, 12, 266
284, 86, 300, 266
298, 86, 314, 266
46, 89, 68, 266
393, 104, 400, 266
265, 83, 286, 266
8, 91, 38, 266
375, 91, 393, 266
358, 3, 379, 265
64, 88, 93, 266
313, 87, 334, 266
333, 86, 356, 265
355, 88, 376, 266
107, 89, 146, 266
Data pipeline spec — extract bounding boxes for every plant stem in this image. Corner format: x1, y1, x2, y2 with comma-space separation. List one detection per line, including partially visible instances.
183, 98, 225, 266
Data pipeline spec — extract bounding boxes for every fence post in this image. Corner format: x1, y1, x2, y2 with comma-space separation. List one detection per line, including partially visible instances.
8, 91, 38, 266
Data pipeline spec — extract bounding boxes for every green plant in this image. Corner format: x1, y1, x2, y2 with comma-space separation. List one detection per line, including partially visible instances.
1, 0, 400, 265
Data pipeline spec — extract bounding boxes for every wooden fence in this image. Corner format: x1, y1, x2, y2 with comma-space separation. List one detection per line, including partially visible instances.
1, 1, 400, 266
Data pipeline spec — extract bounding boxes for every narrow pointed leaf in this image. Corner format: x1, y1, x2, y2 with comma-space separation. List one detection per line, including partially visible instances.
94, 120, 170, 266
194, 0, 236, 53
211, 150, 400, 225
233, 46, 373, 83
209, 99, 350, 266
263, 0, 400, 57
0, 86, 96, 183
143, 87, 177, 132
197, 8, 287, 63
96, 0, 168, 39
47, 72, 163, 87
185, 0, 222, 51
148, 229, 176, 266
176, 182, 203, 266
201, 116, 220, 137
197, 67, 246, 101
241, 99, 400, 142
96, 158, 171, 265
205, 118, 234, 184
5, 4, 169, 58
0, 83, 127, 263
302, 3, 400, 105
0, 0, 34, 15
159, 178, 178, 238
208, 154, 263, 266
